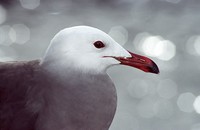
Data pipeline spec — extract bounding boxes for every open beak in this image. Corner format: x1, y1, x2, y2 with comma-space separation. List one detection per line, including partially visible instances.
114, 51, 159, 74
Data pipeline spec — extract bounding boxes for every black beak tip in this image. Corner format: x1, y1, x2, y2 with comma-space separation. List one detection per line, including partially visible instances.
150, 61, 160, 74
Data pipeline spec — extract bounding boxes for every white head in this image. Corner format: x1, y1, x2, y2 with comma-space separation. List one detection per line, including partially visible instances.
41, 26, 159, 74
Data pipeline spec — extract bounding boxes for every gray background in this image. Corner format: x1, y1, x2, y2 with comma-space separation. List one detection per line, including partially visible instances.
0, 0, 200, 130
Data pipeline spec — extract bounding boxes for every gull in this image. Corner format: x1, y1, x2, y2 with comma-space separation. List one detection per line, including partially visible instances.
0, 26, 159, 130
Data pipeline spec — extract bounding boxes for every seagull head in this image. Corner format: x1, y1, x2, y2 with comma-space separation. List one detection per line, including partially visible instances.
42, 26, 159, 74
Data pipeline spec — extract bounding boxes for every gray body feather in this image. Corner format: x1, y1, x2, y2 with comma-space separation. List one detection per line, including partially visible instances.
0, 60, 117, 130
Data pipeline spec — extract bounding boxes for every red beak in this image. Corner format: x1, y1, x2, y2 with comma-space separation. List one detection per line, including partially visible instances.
114, 51, 159, 74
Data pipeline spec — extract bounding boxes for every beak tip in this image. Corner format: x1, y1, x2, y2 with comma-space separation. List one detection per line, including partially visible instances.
149, 61, 160, 74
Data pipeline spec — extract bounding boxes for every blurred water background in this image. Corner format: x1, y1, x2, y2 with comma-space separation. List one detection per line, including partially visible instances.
0, 0, 200, 130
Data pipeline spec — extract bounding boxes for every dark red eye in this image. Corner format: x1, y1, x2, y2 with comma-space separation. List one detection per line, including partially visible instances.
93, 41, 105, 49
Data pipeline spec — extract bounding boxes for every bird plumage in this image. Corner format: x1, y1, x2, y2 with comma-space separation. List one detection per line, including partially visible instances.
0, 60, 40, 130
0, 60, 117, 130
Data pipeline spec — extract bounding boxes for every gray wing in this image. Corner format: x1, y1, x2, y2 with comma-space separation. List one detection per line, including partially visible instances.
0, 60, 40, 130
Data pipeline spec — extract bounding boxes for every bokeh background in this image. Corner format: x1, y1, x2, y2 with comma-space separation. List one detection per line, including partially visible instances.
0, 0, 200, 129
